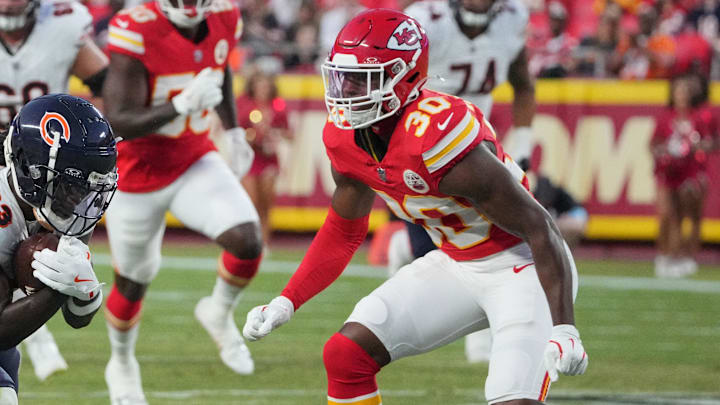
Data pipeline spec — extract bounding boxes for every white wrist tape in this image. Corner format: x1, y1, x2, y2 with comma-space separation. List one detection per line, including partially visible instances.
66, 290, 103, 316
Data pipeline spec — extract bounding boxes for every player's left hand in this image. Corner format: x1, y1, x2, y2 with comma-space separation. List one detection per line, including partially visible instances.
226, 127, 255, 178
31, 236, 102, 301
544, 324, 588, 382
243, 296, 294, 341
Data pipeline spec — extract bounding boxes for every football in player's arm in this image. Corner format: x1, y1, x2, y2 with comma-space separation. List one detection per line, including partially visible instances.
244, 9, 586, 405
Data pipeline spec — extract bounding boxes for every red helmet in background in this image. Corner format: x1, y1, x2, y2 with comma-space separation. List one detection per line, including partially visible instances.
322, 8, 429, 129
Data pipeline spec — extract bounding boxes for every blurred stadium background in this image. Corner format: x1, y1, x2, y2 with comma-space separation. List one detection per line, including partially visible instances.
31, 0, 720, 403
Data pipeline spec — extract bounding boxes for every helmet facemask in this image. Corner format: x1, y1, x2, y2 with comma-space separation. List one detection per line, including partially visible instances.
35, 168, 117, 237
322, 54, 415, 130
157, 0, 211, 28
0, 0, 36, 32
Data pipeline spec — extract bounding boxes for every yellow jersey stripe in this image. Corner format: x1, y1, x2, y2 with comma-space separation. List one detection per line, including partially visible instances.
422, 110, 472, 162
108, 31, 143, 48
108, 25, 144, 54
424, 116, 477, 168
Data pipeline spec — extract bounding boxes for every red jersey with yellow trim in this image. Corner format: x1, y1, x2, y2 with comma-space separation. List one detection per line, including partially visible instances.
107, 0, 242, 192
324, 89, 529, 262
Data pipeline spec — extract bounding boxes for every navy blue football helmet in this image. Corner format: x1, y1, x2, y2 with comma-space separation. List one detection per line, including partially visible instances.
4, 94, 118, 236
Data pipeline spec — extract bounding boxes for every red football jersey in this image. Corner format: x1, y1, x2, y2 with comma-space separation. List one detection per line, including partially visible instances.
324, 89, 529, 261
107, 0, 242, 192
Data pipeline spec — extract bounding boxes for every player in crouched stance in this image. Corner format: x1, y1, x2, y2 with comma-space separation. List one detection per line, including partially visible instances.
101, 0, 261, 403
244, 9, 587, 405
0, 94, 117, 405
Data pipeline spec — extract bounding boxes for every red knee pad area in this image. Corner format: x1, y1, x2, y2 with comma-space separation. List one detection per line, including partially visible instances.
218, 251, 261, 286
323, 333, 380, 400
105, 285, 142, 330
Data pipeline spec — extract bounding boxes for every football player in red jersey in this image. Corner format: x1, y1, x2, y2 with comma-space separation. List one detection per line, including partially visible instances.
243, 9, 587, 405
101, 0, 261, 403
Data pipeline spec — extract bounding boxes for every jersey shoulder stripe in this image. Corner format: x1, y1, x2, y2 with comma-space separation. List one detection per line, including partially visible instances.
108, 24, 144, 54
422, 108, 479, 173
235, 16, 243, 40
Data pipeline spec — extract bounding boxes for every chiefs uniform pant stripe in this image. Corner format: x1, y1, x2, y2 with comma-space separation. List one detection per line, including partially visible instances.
538, 372, 551, 401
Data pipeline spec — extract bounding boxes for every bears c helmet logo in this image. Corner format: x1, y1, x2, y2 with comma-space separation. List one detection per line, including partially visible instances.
39, 112, 70, 147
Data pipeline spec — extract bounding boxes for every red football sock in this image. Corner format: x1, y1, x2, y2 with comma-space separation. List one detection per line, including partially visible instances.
218, 251, 261, 287
324, 333, 382, 404
104, 284, 142, 331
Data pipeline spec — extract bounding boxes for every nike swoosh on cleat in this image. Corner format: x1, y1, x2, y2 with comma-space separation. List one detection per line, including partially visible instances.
513, 263, 534, 273
437, 113, 453, 130
74, 276, 93, 282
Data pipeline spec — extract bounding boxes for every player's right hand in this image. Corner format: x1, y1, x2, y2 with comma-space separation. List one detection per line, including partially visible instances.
31, 236, 103, 301
544, 324, 588, 382
226, 127, 255, 178
171, 67, 224, 116
242, 295, 294, 341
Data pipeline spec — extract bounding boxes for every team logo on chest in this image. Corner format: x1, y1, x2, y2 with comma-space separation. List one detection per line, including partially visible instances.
214, 39, 229, 65
403, 169, 429, 194
193, 49, 203, 63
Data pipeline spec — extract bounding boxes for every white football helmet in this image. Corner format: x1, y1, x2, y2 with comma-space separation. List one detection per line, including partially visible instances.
157, 0, 211, 28
0, 0, 37, 32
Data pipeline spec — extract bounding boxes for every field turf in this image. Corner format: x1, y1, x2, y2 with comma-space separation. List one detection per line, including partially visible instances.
17, 239, 720, 404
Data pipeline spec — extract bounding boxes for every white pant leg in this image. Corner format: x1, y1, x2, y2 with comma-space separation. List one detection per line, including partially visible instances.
105, 184, 172, 284
480, 242, 578, 404
346, 249, 489, 361
347, 243, 577, 403
169, 152, 259, 240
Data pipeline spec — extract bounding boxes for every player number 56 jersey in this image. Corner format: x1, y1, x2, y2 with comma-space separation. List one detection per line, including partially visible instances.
107, 0, 242, 192
324, 90, 530, 261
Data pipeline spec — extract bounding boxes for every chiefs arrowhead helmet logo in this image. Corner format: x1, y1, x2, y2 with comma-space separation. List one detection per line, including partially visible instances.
387, 20, 422, 51
393, 28, 419, 46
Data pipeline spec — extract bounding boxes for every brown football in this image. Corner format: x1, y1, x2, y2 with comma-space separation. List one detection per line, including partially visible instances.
13, 233, 59, 295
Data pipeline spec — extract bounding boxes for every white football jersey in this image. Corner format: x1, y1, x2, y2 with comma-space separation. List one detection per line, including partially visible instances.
405, 0, 528, 116
0, 167, 40, 280
0, 1, 92, 127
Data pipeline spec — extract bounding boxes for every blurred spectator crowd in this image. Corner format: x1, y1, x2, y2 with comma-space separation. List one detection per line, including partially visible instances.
81, 0, 720, 80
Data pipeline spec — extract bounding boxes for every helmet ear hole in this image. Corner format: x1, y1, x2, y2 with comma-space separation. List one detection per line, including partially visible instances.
406, 72, 419, 83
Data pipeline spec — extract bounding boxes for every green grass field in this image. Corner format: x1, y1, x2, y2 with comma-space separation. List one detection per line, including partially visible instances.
16, 239, 720, 405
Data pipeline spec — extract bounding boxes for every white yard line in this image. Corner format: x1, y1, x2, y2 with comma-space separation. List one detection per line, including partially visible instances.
92, 254, 720, 294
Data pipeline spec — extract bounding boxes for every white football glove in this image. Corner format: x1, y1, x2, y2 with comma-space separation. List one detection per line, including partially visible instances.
31, 236, 102, 301
507, 126, 533, 170
171, 67, 224, 116
544, 324, 588, 382
243, 295, 294, 342
226, 127, 255, 178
